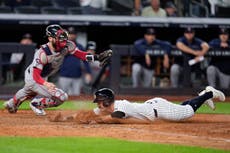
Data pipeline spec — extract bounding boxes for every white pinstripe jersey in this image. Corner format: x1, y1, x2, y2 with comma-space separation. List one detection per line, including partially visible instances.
94, 98, 195, 121
25, 41, 77, 82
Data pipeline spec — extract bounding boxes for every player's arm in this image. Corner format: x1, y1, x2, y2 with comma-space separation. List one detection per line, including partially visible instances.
94, 111, 152, 124
200, 42, 210, 55
176, 41, 197, 55
69, 43, 112, 67
33, 51, 55, 90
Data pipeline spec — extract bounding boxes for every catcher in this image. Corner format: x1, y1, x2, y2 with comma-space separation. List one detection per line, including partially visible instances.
50, 86, 225, 124
3, 24, 112, 116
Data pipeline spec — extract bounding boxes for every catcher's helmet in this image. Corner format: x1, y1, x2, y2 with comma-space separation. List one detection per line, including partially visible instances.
46, 24, 68, 50
46, 24, 63, 38
93, 88, 115, 107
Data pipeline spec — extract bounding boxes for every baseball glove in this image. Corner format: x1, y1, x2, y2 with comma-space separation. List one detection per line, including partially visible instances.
96, 49, 113, 67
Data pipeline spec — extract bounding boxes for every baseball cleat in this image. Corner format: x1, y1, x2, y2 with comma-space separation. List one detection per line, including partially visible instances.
30, 100, 46, 116
199, 90, 215, 110
205, 86, 225, 101
3, 98, 18, 113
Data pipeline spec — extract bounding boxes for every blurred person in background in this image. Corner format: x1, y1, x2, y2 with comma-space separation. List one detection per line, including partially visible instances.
12, 33, 34, 81
87, 41, 109, 85
141, 0, 166, 17
164, 1, 177, 17
132, 28, 170, 88
170, 27, 209, 88
80, 0, 107, 15
207, 28, 230, 89
3, 33, 34, 83
134, 0, 151, 16
58, 27, 92, 96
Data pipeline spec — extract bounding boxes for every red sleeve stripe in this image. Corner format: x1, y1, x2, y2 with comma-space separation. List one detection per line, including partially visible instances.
33, 67, 45, 85
73, 48, 88, 61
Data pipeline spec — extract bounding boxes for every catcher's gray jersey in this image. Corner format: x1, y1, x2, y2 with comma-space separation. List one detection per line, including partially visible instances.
94, 98, 194, 121
25, 40, 76, 83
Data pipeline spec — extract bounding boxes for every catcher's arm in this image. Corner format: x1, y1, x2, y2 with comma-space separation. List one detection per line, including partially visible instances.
86, 49, 113, 67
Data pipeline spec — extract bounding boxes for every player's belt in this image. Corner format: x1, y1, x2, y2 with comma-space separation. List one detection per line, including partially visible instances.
153, 109, 158, 118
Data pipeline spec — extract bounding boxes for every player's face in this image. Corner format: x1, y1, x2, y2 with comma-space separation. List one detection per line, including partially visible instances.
144, 34, 155, 44
48, 37, 56, 47
184, 32, 195, 41
219, 34, 229, 42
97, 102, 104, 109
151, 0, 160, 9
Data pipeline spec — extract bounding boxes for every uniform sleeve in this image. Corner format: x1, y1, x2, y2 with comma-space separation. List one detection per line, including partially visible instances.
134, 39, 147, 55
176, 37, 184, 43
157, 40, 171, 55
195, 38, 204, 46
67, 40, 88, 61
209, 39, 220, 48
32, 50, 47, 85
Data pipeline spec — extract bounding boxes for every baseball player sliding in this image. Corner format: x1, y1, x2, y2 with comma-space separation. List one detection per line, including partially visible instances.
3, 24, 112, 116
50, 86, 225, 124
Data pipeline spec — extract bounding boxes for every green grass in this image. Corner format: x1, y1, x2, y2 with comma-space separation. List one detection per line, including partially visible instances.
0, 100, 230, 114
0, 137, 228, 153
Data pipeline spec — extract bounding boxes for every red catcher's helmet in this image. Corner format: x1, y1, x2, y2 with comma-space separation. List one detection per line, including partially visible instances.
46, 24, 68, 50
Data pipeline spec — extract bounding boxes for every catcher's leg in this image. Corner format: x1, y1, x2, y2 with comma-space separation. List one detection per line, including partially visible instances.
30, 84, 68, 115
4, 84, 36, 113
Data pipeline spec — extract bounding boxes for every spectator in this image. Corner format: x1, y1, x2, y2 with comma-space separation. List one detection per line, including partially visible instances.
134, 0, 151, 16
207, 28, 230, 89
80, 0, 107, 15
170, 27, 210, 88
11, 33, 33, 65
141, 0, 167, 17
132, 28, 170, 88
58, 27, 92, 96
164, 1, 177, 17
11, 33, 33, 81
3, 33, 34, 83
86, 41, 100, 78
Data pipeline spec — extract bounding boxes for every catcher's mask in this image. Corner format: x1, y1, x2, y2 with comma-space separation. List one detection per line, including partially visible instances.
93, 88, 115, 107
46, 24, 68, 51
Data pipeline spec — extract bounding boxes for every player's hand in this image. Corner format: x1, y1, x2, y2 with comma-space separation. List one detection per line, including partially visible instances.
145, 54, 151, 66
220, 42, 228, 48
44, 81, 56, 92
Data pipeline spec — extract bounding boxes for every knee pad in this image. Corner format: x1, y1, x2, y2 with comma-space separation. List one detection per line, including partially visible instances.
52, 88, 68, 106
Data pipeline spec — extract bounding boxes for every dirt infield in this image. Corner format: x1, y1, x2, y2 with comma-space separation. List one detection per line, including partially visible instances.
0, 110, 229, 150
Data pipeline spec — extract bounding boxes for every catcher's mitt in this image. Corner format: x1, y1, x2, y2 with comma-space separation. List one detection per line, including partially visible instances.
96, 49, 113, 67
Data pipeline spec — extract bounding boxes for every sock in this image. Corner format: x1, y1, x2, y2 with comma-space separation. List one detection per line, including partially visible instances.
181, 91, 213, 112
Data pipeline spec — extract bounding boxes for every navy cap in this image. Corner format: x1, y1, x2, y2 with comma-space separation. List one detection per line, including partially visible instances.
184, 27, 195, 33
145, 28, 156, 35
219, 28, 229, 35
22, 33, 32, 39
